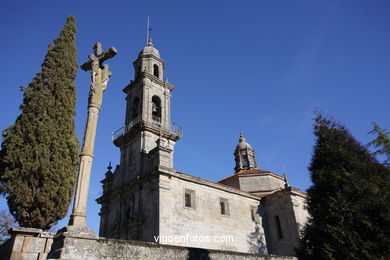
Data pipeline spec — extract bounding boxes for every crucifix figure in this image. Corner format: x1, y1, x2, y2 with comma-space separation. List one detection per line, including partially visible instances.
69, 42, 117, 227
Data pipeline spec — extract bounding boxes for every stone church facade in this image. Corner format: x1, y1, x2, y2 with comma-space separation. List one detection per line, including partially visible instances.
96, 39, 309, 257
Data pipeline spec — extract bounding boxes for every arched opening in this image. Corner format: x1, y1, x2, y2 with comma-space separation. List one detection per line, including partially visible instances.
152, 96, 161, 122
240, 151, 249, 168
153, 64, 159, 78
241, 155, 249, 168
131, 97, 139, 119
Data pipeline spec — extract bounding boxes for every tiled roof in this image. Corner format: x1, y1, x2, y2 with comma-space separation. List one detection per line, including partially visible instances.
217, 169, 282, 183
236, 169, 272, 174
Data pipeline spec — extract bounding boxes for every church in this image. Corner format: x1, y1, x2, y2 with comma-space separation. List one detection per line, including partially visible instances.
96, 38, 309, 257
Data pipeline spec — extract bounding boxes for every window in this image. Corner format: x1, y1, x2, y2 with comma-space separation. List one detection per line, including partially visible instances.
275, 215, 283, 240
185, 193, 192, 207
220, 198, 229, 216
184, 189, 195, 209
220, 201, 226, 214
153, 64, 159, 78
152, 96, 161, 122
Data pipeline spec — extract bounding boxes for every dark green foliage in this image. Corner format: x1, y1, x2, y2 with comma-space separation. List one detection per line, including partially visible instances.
0, 16, 79, 230
297, 114, 390, 260
368, 122, 390, 167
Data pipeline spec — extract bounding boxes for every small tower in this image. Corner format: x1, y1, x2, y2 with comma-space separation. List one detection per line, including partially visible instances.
234, 133, 258, 172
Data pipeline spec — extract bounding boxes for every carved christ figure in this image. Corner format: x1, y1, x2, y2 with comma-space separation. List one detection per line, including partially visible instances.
81, 42, 117, 109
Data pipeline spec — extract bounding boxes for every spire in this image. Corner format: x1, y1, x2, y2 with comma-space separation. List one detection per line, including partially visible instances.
107, 161, 112, 172
138, 17, 160, 59
146, 16, 153, 46
147, 37, 153, 47
239, 133, 245, 142
105, 162, 113, 177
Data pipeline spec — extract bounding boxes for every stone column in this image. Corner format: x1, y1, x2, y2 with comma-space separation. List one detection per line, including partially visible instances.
68, 106, 99, 226
68, 42, 117, 229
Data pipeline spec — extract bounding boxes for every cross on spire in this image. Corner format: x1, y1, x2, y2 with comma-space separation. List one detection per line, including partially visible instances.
107, 161, 112, 172
147, 16, 153, 46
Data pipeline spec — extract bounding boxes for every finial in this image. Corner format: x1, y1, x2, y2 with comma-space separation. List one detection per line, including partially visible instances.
148, 37, 153, 46
239, 133, 246, 142
107, 161, 112, 172
146, 16, 153, 46
284, 173, 289, 189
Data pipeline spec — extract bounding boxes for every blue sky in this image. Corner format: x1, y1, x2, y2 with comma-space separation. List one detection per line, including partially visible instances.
1, 0, 389, 233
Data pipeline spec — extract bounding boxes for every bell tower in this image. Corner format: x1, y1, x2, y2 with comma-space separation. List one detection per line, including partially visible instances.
98, 38, 182, 239
112, 37, 182, 182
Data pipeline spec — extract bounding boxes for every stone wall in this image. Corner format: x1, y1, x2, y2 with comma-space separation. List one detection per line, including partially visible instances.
54, 237, 296, 260
261, 187, 307, 256
290, 190, 309, 232
0, 227, 297, 260
98, 172, 159, 241
238, 173, 285, 192
0, 227, 54, 260
159, 172, 267, 254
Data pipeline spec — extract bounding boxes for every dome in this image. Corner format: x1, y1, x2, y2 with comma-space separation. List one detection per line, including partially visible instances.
138, 38, 160, 58
235, 133, 252, 151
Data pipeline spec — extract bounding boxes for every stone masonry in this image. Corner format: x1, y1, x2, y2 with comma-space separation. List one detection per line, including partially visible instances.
97, 38, 309, 256
1, 227, 297, 260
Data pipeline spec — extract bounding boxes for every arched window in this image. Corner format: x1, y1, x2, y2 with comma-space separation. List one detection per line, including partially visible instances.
131, 97, 139, 119
153, 64, 159, 78
152, 96, 161, 122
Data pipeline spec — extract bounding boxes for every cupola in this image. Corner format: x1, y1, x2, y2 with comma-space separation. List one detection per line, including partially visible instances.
234, 133, 258, 172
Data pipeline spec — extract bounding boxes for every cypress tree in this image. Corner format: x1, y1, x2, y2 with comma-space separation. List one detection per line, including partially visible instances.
0, 16, 79, 230
297, 114, 390, 260
368, 122, 390, 167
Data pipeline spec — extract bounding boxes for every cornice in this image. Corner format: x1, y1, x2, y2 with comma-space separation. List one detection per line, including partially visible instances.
97, 167, 262, 204
122, 72, 174, 94
169, 170, 261, 200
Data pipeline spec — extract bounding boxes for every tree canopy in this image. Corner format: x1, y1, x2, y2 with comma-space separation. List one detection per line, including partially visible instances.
0, 16, 79, 230
297, 114, 390, 260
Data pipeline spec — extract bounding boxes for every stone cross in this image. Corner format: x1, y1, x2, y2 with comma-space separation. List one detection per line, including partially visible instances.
69, 42, 117, 227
